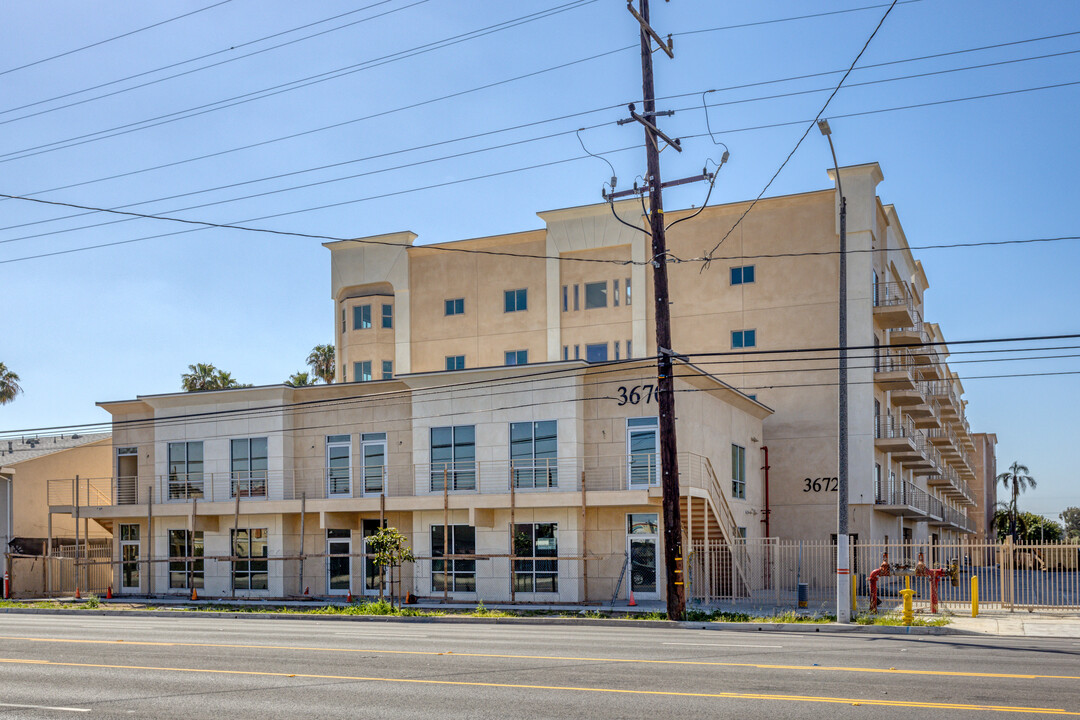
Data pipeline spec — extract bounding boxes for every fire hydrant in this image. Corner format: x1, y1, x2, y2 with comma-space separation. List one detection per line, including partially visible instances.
900, 576, 915, 626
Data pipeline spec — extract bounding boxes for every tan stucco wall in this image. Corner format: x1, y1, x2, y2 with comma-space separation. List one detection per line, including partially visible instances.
8, 438, 112, 539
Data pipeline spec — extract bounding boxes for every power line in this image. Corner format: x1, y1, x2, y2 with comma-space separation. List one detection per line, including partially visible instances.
0, 0, 599, 164
0, 0, 428, 120
685, 333, 1080, 358
0, 0, 235, 78
9, 45, 1074, 242
714, 369, 1080, 393
5, 77, 1080, 265
703, 0, 900, 263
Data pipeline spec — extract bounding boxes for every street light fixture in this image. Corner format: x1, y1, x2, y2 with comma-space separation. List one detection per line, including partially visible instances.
819, 118, 851, 624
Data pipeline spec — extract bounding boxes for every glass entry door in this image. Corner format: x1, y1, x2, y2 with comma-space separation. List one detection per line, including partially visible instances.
362, 519, 388, 595
626, 417, 659, 488
327, 529, 351, 595
627, 513, 659, 599
326, 435, 352, 497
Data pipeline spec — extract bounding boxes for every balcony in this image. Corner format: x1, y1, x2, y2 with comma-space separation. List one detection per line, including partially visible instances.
874, 349, 919, 391
874, 478, 932, 517
926, 425, 958, 456
911, 442, 943, 476
46, 453, 723, 509
872, 281, 915, 329
874, 413, 917, 454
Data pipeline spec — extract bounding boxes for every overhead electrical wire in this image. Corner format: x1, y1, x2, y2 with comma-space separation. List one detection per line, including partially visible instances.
703, 0, 900, 264
0, 0, 601, 164
0, 0, 430, 120
7, 44, 1075, 242
0, 0, 236, 78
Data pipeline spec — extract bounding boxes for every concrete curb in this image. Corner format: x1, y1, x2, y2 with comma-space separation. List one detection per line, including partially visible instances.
0, 607, 974, 635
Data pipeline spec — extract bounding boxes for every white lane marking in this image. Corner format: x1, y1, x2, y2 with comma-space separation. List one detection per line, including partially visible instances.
331, 632, 429, 638
0, 703, 91, 713
662, 642, 783, 649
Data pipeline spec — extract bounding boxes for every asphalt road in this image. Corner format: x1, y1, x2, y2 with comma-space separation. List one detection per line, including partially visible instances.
0, 613, 1078, 719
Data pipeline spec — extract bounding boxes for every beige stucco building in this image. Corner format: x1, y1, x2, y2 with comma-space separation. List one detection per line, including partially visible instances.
328, 161, 982, 551
46, 361, 767, 603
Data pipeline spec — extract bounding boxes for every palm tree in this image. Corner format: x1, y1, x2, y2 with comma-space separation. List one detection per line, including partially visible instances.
306, 344, 335, 384
181, 364, 245, 391
0, 362, 22, 405
287, 371, 314, 386
997, 461, 1037, 543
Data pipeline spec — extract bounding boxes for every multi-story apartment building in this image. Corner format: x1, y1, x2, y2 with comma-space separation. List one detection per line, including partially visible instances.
46, 361, 767, 602
329, 162, 983, 550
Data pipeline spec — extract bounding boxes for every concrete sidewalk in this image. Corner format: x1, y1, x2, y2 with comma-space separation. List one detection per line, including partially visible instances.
946, 613, 1080, 637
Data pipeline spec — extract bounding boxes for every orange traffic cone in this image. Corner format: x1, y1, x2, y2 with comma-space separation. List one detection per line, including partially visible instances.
304, 586, 310, 596
191, 587, 198, 601
74, 587, 81, 600
106, 585, 113, 599
346, 590, 353, 603
628, 590, 636, 607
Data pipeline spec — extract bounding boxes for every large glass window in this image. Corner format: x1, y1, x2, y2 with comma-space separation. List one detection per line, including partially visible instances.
382, 360, 393, 379
353, 361, 372, 382
120, 524, 139, 589
232, 528, 269, 590
731, 444, 747, 499
513, 523, 558, 593
585, 343, 608, 362
167, 441, 203, 500
584, 281, 607, 309
230, 437, 268, 498
381, 303, 393, 328
445, 355, 465, 371
430, 426, 475, 491
361, 432, 386, 495
362, 519, 387, 592
168, 529, 203, 589
431, 525, 476, 592
504, 350, 528, 366
326, 434, 351, 496
353, 304, 372, 330
731, 329, 756, 349
445, 298, 465, 316
504, 288, 528, 312
510, 420, 557, 488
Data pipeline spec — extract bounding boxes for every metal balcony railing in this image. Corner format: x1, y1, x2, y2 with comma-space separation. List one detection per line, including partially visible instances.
873, 281, 914, 311
875, 348, 918, 375
46, 453, 730, 507
874, 478, 931, 514
875, 413, 918, 440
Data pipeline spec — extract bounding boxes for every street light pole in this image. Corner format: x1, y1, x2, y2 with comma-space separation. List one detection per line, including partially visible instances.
818, 119, 851, 623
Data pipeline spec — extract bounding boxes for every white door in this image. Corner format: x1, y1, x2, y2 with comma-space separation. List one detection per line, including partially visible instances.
327, 530, 351, 595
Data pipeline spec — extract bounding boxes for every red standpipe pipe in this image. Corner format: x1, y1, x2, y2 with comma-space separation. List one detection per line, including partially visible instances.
761, 446, 771, 538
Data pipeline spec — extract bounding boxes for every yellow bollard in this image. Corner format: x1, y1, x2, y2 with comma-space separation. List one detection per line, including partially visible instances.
900, 576, 914, 626
971, 575, 979, 618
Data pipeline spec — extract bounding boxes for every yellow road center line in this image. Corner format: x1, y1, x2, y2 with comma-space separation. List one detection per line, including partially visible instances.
0, 635, 1076, 682
0, 657, 1075, 715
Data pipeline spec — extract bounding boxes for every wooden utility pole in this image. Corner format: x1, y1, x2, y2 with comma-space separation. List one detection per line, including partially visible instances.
630, 0, 684, 621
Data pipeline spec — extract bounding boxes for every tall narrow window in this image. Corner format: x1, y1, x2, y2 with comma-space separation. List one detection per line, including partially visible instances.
625, 277, 632, 305
326, 434, 351, 496
230, 437, 268, 498
382, 360, 393, 379
615, 341, 621, 360
513, 523, 558, 592
562, 346, 569, 361
430, 425, 476, 491
510, 420, 558, 488
431, 525, 476, 592
353, 361, 372, 382
167, 441, 203, 500
341, 307, 345, 334
626, 339, 632, 358
505, 350, 528, 366
731, 444, 746, 499
573, 285, 579, 311
614, 279, 620, 306
353, 304, 372, 330
504, 288, 528, 312
381, 304, 393, 329
584, 281, 607, 309
574, 345, 580, 360
562, 286, 568, 312
232, 528, 269, 590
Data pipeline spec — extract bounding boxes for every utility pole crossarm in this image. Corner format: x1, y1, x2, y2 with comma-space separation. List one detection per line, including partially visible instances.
626, 2, 674, 58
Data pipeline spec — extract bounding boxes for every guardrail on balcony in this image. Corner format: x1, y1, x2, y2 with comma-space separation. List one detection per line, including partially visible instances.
873, 477, 932, 514
875, 412, 917, 440
872, 281, 913, 311
46, 453, 729, 507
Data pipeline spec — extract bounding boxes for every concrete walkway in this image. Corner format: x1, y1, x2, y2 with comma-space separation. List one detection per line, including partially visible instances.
947, 612, 1080, 637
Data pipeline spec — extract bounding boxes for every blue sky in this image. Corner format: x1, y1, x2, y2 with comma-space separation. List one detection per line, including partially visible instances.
1, 0, 1077, 519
